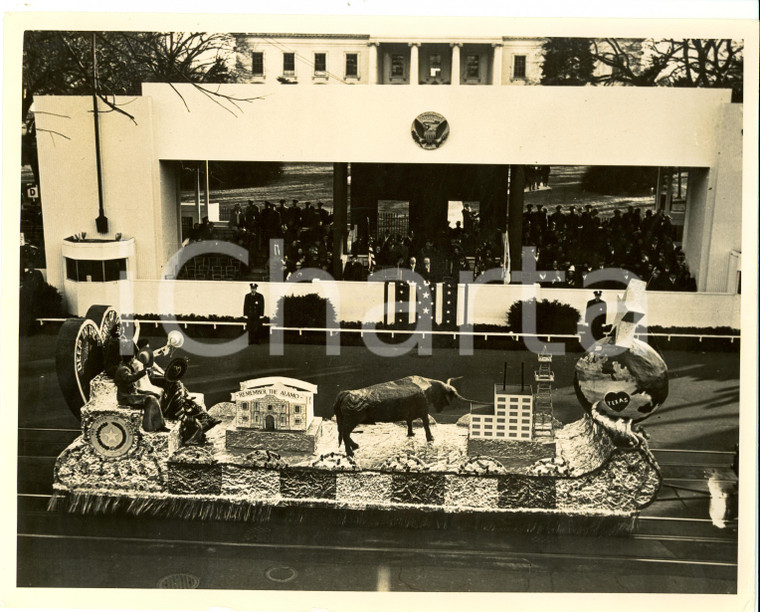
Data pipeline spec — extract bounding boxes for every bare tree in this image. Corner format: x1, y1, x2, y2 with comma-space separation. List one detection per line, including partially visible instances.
590, 37, 744, 101
23, 30, 260, 123
23, 30, 263, 187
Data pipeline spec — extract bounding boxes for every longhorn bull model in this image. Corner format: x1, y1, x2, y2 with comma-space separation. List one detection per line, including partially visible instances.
333, 376, 472, 457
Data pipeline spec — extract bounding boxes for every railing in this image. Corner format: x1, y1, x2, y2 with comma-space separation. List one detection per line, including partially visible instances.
376, 212, 409, 241
32, 318, 740, 343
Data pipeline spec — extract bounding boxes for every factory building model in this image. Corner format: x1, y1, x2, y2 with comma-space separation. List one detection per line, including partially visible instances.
467, 352, 556, 467
469, 386, 534, 440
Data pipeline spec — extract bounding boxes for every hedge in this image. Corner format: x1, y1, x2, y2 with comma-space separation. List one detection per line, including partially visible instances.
507, 299, 581, 335
273, 294, 338, 329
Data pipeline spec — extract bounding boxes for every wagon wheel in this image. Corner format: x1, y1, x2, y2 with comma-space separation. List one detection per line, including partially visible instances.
55, 317, 104, 419
84, 304, 121, 342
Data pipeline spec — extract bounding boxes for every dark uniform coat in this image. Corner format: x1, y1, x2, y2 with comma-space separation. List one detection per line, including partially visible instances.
244, 290, 265, 344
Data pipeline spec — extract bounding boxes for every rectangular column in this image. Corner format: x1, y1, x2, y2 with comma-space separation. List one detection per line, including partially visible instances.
451, 43, 461, 86
332, 162, 349, 279
409, 43, 419, 86
492, 43, 503, 85
507, 165, 525, 273
368, 42, 378, 84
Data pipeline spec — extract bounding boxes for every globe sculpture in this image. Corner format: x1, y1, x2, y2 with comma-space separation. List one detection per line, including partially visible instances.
573, 279, 667, 448
575, 336, 669, 422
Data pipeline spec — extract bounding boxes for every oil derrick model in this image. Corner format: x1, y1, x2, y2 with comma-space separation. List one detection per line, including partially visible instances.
533, 348, 555, 441
467, 356, 556, 468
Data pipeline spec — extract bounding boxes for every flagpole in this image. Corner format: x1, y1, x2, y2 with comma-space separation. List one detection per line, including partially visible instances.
92, 32, 109, 234
503, 166, 511, 283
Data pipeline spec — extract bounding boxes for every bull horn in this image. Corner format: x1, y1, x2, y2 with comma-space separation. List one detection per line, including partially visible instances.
446, 377, 481, 403
453, 390, 488, 404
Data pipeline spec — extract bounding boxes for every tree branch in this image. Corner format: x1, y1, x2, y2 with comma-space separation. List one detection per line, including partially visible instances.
38, 128, 71, 141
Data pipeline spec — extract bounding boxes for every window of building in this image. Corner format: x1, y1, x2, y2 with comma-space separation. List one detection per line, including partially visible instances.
294, 406, 300, 413
466, 54, 480, 78
391, 54, 405, 78
513, 55, 526, 79
65, 258, 77, 281
104, 258, 127, 281
65, 257, 127, 282
283, 52, 295, 74
251, 52, 264, 77
314, 53, 326, 75
429, 53, 442, 78
345, 53, 358, 78
295, 418, 301, 425
268, 405, 273, 411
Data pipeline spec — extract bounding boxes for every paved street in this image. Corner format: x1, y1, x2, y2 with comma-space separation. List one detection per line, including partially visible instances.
16, 331, 740, 593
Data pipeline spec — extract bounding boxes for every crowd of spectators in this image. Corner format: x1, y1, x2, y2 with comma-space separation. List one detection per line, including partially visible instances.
356, 217, 505, 284
183, 197, 696, 292
185, 199, 336, 279
522, 203, 697, 291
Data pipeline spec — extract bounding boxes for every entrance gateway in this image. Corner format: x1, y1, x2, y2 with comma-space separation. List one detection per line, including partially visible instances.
34, 83, 740, 297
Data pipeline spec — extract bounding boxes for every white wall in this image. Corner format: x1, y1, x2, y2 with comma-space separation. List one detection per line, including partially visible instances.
682, 104, 743, 292
703, 104, 743, 292
36, 96, 161, 288
66, 279, 740, 330
236, 36, 371, 85
142, 83, 731, 166
501, 39, 543, 84
682, 168, 709, 287
35, 85, 739, 301
468, 283, 740, 329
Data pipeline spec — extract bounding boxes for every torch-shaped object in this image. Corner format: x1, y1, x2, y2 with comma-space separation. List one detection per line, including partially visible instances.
153, 330, 185, 359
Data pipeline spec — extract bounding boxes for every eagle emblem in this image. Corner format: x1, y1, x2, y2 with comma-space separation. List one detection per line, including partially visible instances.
411, 111, 450, 150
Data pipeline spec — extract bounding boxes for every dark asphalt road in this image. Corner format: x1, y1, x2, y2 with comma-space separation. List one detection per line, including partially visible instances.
18, 332, 740, 451
15, 333, 741, 594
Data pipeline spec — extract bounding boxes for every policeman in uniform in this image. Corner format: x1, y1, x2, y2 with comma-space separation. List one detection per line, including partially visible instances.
244, 283, 265, 344
585, 290, 608, 342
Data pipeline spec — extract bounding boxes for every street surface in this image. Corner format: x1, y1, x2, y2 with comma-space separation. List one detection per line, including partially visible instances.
16, 332, 740, 593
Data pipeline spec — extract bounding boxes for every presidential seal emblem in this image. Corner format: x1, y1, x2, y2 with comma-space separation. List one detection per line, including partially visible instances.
87, 413, 138, 458
411, 112, 450, 150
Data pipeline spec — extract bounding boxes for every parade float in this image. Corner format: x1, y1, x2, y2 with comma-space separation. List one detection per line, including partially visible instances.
49, 281, 666, 534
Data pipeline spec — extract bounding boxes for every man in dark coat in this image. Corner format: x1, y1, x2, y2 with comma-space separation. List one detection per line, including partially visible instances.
585, 290, 607, 341
113, 351, 167, 432
244, 283, 265, 344
343, 254, 364, 281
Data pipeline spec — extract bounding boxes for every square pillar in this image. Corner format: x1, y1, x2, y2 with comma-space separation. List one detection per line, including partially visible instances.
368, 42, 379, 84
409, 43, 420, 86
492, 43, 503, 86
451, 43, 461, 86
332, 162, 349, 279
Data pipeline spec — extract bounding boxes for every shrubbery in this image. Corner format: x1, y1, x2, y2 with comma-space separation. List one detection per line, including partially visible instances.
19, 280, 66, 335
273, 294, 338, 329
506, 299, 581, 334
